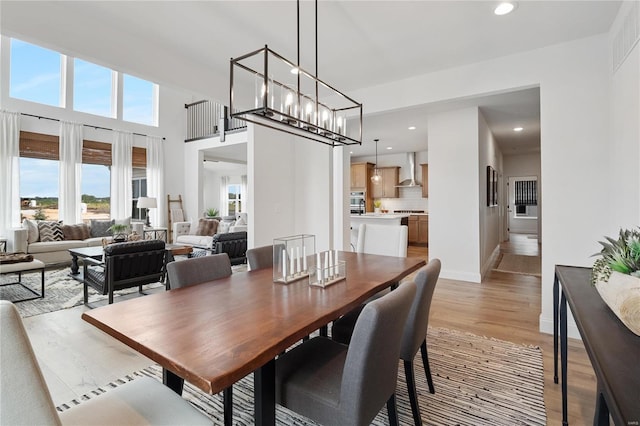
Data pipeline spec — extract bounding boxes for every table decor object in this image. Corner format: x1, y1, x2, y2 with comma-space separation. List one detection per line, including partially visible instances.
591, 227, 640, 336
309, 249, 345, 288
273, 234, 315, 284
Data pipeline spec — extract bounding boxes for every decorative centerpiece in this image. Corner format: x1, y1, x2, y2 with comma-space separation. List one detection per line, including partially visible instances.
108, 224, 129, 243
591, 228, 640, 336
309, 249, 346, 288
273, 234, 316, 284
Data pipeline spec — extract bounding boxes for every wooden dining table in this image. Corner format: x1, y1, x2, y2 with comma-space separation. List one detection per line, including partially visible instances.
82, 251, 426, 426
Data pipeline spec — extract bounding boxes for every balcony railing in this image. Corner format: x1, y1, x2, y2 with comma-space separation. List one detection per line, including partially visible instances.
185, 100, 246, 142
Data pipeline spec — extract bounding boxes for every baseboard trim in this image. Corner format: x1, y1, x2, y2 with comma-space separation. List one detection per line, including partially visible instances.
440, 269, 481, 283
539, 315, 581, 340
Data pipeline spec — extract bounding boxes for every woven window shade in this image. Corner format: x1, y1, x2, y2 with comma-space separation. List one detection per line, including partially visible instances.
514, 180, 537, 205
19, 131, 146, 167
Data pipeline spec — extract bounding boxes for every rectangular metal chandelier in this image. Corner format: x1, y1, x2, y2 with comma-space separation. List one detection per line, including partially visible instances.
229, 45, 362, 147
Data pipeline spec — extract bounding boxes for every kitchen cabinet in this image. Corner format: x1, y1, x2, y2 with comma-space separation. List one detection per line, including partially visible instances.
418, 215, 428, 245
421, 164, 428, 198
371, 167, 399, 199
350, 163, 372, 191
408, 215, 428, 245
408, 215, 418, 243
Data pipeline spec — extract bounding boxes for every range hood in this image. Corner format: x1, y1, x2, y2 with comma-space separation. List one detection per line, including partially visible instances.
396, 152, 422, 187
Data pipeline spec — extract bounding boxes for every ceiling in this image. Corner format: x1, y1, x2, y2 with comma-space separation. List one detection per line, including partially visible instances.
0, 1, 621, 159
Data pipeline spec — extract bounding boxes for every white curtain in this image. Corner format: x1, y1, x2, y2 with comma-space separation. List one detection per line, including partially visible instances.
110, 131, 133, 220
219, 175, 229, 217
58, 121, 83, 224
146, 135, 165, 227
240, 174, 247, 213
0, 111, 21, 236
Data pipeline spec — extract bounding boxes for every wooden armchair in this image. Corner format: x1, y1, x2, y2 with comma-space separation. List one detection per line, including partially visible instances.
83, 240, 166, 305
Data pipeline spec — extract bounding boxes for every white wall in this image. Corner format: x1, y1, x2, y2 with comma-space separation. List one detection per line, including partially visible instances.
428, 107, 481, 282
503, 154, 542, 236
248, 125, 334, 252
478, 110, 503, 278
608, 1, 640, 230
348, 34, 613, 337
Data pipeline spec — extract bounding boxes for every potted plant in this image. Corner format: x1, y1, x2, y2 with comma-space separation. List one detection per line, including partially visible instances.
591, 227, 640, 336
108, 224, 129, 243
204, 208, 219, 219
373, 200, 382, 214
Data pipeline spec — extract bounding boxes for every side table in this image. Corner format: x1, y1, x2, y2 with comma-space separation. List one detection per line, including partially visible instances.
143, 227, 168, 242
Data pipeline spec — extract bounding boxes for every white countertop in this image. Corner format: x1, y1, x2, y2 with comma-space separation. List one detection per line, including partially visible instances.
350, 213, 410, 219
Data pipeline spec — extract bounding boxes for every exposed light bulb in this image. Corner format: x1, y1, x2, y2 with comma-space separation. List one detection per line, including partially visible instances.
494, 2, 515, 15
408, 126, 416, 130
513, 127, 524, 132
371, 171, 382, 184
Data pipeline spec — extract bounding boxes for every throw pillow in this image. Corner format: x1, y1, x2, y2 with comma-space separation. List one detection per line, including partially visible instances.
218, 221, 231, 234
90, 219, 115, 238
22, 219, 39, 244
38, 221, 64, 242
235, 213, 247, 226
195, 218, 219, 236
62, 223, 91, 240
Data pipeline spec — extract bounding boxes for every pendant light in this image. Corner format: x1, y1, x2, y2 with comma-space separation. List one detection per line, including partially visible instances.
371, 139, 382, 184
229, 0, 363, 147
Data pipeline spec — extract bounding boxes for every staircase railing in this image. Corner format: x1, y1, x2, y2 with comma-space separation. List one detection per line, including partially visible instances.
185, 100, 246, 142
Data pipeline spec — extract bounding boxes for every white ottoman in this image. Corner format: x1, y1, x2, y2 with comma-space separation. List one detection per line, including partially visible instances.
0, 259, 45, 302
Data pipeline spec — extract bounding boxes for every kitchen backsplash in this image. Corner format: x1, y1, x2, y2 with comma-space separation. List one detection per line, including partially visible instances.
377, 187, 428, 212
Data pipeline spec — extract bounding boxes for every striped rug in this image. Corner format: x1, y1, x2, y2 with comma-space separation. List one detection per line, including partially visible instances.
56, 327, 546, 425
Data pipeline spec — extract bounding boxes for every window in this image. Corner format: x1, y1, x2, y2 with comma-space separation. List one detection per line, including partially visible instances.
19, 158, 60, 220
132, 172, 148, 222
74, 58, 114, 117
514, 178, 538, 219
10, 38, 63, 107
123, 74, 157, 126
18, 131, 148, 222
227, 184, 242, 216
81, 164, 111, 221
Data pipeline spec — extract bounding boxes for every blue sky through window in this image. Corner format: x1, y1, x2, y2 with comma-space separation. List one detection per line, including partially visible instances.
10, 39, 61, 106
123, 74, 155, 125
74, 58, 113, 117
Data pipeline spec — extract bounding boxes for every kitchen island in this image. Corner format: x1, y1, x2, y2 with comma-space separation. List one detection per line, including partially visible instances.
350, 213, 410, 249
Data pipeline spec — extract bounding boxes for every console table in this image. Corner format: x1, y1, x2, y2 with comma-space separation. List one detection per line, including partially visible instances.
143, 227, 167, 242
553, 265, 640, 426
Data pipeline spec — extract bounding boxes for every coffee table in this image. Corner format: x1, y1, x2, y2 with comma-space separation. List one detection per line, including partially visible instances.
68, 246, 104, 279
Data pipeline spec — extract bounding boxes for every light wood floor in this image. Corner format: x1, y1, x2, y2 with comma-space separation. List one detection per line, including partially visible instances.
24, 235, 596, 424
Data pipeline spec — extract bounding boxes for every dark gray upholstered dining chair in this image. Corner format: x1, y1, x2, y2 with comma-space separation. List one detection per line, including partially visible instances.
0, 301, 211, 425
246, 245, 273, 270
332, 258, 442, 426
166, 252, 232, 289
165, 252, 233, 425
275, 281, 416, 426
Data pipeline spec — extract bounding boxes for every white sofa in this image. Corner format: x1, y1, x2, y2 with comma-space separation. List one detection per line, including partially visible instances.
8, 219, 144, 266
173, 213, 247, 247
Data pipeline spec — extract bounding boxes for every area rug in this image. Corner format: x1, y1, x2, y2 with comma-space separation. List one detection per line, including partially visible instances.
56, 327, 547, 426
493, 253, 541, 277
1, 263, 248, 318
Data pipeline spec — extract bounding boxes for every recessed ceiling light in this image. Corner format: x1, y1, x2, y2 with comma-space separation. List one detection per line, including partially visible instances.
513, 127, 524, 132
386, 147, 393, 150
494, 2, 515, 15
408, 126, 416, 130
